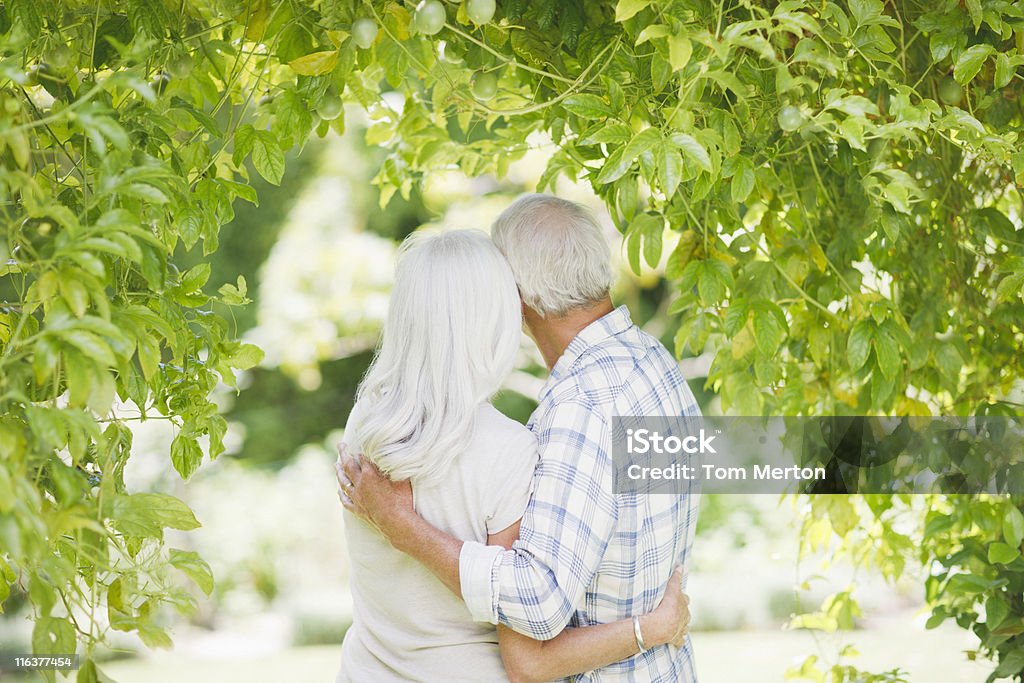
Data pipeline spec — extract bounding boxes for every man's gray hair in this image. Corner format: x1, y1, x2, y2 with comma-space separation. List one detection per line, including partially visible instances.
491, 194, 613, 318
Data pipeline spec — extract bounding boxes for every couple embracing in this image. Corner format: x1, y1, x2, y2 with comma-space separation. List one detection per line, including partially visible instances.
334, 194, 701, 682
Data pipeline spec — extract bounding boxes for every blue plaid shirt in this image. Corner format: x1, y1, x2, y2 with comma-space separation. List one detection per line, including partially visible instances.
460, 305, 701, 682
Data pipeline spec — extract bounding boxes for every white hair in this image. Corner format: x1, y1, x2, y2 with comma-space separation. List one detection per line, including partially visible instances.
352, 230, 521, 484
491, 194, 613, 318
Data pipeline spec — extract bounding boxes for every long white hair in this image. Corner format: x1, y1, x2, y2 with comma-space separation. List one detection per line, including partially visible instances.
351, 229, 522, 485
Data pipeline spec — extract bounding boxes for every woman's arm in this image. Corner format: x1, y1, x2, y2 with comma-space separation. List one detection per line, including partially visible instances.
487, 524, 690, 683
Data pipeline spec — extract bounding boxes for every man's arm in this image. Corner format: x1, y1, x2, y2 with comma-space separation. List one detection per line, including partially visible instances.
497, 567, 690, 683
337, 455, 464, 596
339, 458, 691, 683
341, 401, 618, 641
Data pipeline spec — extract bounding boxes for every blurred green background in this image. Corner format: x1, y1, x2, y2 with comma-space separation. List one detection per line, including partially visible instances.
1, 111, 992, 683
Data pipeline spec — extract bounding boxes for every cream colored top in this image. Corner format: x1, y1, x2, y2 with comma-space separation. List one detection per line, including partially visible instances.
336, 402, 539, 683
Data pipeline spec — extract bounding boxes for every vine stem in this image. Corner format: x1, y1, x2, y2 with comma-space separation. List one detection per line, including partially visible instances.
757, 240, 842, 323
188, 10, 286, 186
3, 83, 105, 135
783, 160, 864, 299
464, 38, 621, 117
177, 2, 267, 161
442, 22, 577, 85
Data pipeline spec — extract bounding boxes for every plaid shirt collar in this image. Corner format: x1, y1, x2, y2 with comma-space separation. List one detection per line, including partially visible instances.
547, 304, 634, 384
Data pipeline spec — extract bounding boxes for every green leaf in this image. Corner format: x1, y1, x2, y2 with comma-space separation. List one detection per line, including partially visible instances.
723, 301, 750, 337
111, 492, 201, 538
839, 118, 866, 150
848, 0, 882, 26
658, 146, 683, 198
828, 95, 879, 118
273, 90, 315, 147
847, 320, 874, 370
808, 324, 830, 365
882, 181, 911, 214
678, 260, 700, 293
121, 182, 170, 204
642, 216, 663, 268
924, 611, 947, 630
669, 133, 712, 172
995, 649, 1024, 678
207, 415, 228, 459
988, 542, 1020, 565
705, 69, 749, 99
621, 128, 663, 164
59, 274, 90, 318
595, 147, 631, 184
127, 0, 169, 38
171, 433, 203, 480
288, 50, 339, 76
668, 35, 692, 72
946, 573, 1004, 594
32, 616, 75, 657
0, 567, 11, 610
1005, 505, 1024, 548
250, 131, 286, 185
986, 595, 1010, 630
694, 259, 731, 305
25, 405, 67, 451
88, 370, 116, 417
752, 302, 786, 356
219, 179, 259, 206
932, 343, 964, 383
615, 0, 650, 22
873, 323, 902, 380
626, 213, 663, 272
169, 549, 214, 595
992, 617, 1024, 636
564, 94, 613, 119
76, 659, 114, 683
580, 124, 632, 145
181, 263, 211, 292
60, 330, 116, 367
29, 571, 56, 617
996, 271, 1024, 302
232, 124, 256, 166
226, 343, 264, 370
511, 29, 557, 68
64, 350, 93, 407
994, 53, 1013, 89
219, 276, 250, 305
136, 335, 161, 381
137, 624, 173, 649
870, 364, 895, 404
964, 0, 983, 31
953, 44, 996, 85
626, 223, 642, 275
651, 53, 672, 91
730, 160, 755, 203
635, 24, 669, 45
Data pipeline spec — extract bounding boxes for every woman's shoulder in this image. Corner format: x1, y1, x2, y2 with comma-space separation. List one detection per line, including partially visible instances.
471, 405, 539, 533
474, 404, 537, 452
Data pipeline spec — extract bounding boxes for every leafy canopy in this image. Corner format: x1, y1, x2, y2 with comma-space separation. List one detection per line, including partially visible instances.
1, 0, 1023, 680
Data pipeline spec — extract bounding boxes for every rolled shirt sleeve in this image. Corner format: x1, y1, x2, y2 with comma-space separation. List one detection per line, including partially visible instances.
459, 541, 503, 623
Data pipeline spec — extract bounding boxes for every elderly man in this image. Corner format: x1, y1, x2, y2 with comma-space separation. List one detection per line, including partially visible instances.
340, 194, 701, 682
